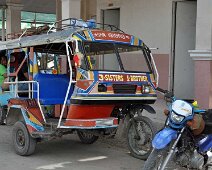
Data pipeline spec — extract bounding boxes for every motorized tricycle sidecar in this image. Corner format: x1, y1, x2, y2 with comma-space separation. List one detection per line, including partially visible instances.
0, 18, 158, 157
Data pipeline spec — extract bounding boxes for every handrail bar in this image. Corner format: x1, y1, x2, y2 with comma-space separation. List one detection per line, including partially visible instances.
150, 53, 159, 87
4, 80, 46, 123
57, 41, 73, 128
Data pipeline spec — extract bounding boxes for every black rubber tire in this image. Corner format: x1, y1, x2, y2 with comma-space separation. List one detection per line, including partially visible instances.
12, 121, 36, 156
0, 107, 6, 125
77, 130, 99, 144
0, 110, 4, 125
142, 148, 167, 170
127, 116, 156, 160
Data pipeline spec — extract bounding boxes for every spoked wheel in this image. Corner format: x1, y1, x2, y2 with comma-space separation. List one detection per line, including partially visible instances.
127, 116, 155, 160
77, 130, 99, 144
142, 147, 176, 170
12, 121, 37, 156
143, 148, 168, 170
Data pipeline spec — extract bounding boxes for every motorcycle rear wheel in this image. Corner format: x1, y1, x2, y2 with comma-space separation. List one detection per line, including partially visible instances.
127, 116, 155, 160
77, 130, 99, 144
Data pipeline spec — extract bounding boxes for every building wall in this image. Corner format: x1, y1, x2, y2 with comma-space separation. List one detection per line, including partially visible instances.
96, 0, 172, 90
81, 0, 97, 20
196, 0, 212, 50
190, 0, 212, 108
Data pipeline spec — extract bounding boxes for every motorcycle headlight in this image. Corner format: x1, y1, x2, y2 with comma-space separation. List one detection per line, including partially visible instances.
170, 111, 184, 123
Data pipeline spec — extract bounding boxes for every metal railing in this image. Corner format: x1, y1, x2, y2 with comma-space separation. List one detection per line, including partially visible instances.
4, 80, 46, 123
47, 18, 124, 34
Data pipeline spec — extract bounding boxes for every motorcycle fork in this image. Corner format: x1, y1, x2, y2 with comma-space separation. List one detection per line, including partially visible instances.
160, 127, 185, 170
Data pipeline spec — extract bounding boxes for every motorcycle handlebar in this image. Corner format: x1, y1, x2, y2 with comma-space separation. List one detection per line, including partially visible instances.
156, 87, 174, 100
156, 87, 168, 94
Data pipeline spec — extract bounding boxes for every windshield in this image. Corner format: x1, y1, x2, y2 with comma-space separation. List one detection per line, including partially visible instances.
84, 42, 121, 71
116, 44, 150, 72
83, 42, 151, 72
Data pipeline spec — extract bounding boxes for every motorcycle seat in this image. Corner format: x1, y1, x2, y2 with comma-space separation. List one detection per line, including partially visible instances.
203, 109, 212, 134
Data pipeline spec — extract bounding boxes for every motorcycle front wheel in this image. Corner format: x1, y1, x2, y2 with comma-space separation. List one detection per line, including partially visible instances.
142, 146, 177, 170
127, 116, 155, 160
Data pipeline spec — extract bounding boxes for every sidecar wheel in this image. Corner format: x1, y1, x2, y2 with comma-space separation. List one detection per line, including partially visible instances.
127, 116, 155, 160
12, 121, 36, 156
0, 106, 7, 125
77, 130, 99, 144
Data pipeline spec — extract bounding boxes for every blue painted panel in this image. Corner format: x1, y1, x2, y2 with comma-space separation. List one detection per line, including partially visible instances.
33, 73, 73, 105
198, 135, 212, 152
152, 128, 178, 149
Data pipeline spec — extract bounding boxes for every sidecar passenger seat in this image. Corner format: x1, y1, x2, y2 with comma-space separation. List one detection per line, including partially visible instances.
33, 73, 74, 105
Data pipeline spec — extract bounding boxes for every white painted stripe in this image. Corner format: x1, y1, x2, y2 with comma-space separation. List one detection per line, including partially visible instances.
78, 156, 107, 162
36, 162, 72, 170
71, 96, 157, 100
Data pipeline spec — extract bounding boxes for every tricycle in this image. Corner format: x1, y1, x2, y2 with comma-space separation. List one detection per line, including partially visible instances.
0, 18, 158, 158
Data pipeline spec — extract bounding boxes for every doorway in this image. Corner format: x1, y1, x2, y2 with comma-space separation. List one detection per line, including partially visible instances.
171, 1, 197, 99
101, 8, 120, 69
102, 8, 120, 29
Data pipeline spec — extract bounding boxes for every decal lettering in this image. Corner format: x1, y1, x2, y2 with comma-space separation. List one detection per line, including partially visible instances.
93, 32, 107, 38
98, 74, 147, 82
127, 75, 148, 82
99, 74, 104, 81
91, 30, 131, 43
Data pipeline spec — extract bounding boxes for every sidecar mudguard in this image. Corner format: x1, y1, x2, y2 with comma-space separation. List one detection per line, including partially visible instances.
152, 128, 178, 149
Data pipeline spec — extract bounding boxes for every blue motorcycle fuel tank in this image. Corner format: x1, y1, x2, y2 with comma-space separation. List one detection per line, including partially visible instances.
152, 128, 178, 149
198, 135, 212, 152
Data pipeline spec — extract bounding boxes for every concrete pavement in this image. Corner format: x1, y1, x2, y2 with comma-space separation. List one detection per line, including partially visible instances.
0, 99, 169, 170
0, 125, 142, 170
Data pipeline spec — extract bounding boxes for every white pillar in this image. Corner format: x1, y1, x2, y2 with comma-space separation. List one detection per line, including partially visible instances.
6, 2, 23, 39
1, 7, 6, 41
61, 0, 81, 20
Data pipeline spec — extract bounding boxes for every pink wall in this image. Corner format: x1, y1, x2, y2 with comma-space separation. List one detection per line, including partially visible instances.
153, 54, 169, 98
194, 60, 212, 109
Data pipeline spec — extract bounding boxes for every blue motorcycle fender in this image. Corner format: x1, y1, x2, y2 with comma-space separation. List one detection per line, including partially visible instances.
152, 128, 178, 149
198, 135, 212, 152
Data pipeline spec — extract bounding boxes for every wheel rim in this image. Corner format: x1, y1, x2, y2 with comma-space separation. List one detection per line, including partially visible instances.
128, 120, 153, 156
16, 129, 25, 148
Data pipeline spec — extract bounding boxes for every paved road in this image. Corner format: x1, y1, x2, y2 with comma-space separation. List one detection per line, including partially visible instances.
0, 99, 168, 170
0, 99, 186, 170
0, 125, 143, 170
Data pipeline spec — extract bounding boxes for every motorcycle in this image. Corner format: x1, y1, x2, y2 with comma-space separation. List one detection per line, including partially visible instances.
143, 87, 212, 170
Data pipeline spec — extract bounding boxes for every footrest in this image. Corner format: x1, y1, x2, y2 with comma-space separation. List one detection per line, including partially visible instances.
63, 117, 118, 129
31, 130, 54, 138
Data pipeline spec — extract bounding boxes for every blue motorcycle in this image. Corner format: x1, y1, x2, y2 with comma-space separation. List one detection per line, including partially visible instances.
143, 87, 212, 170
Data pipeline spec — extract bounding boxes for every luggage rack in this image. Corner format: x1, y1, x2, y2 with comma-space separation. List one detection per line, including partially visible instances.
47, 18, 125, 34
15, 18, 124, 41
